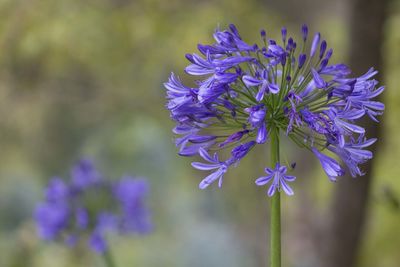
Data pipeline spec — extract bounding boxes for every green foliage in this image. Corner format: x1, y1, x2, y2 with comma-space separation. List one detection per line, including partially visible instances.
0, 0, 398, 266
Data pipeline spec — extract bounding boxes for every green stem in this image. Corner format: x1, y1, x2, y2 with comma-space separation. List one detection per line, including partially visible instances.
270, 127, 281, 267
102, 249, 116, 267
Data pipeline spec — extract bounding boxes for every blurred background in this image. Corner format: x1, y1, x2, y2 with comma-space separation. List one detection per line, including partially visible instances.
0, 0, 399, 266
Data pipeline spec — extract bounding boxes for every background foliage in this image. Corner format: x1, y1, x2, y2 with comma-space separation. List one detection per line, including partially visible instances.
0, 0, 399, 266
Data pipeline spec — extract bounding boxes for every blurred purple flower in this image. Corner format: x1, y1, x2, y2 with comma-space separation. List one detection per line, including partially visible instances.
113, 177, 153, 234
34, 201, 69, 240
45, 177, 69, 202
34, 159, 152, 254
89, 231, 107, 254
71, 159, 101, 190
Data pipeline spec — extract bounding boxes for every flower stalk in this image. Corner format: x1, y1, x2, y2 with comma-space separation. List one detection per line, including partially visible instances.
270, 127, 281, 267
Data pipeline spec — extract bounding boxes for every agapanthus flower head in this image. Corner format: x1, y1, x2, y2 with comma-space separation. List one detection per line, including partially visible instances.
164, 23, 384, 196
34, 159, 152, 254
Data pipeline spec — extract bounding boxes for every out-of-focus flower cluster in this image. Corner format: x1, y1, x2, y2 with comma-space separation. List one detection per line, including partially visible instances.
164, 24, 384, 196
34, 159, 152, 254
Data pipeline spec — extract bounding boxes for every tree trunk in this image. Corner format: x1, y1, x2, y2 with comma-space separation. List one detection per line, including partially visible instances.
320, 0, 389, 267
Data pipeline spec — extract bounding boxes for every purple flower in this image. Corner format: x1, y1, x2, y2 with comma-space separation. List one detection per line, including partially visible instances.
310, 33, 320, 57
175, 128, 217, 157
95, 212, 118, 232
246, 104, 266, 126
185, 53, 215, 75
164, 73, 196, 112
255, 163, 296, 196
319, 40, 327, 59
311, 68, 327, 88
212, 25, 255, 52
312, 148, 345, 181
89, 231, 107, 254
219, 130, 249, 147
165, 24, 384, 196
242, 71, 280, 101
71, 159, 101, 190
45, 177, 69, 202
265, 44, 287, 65
113, 177, 153, 234
245, 104, 268, 144
298, 54, 307, 69
191, 148, 231, 189
281, 27, 287, 43
35, 202, 69, 240
328, 137, 376, 177
285, 91, 303, 134
301, 24, 308, 41
34, 159, 152, 253
76, 207, 89, 229
231, 141, 256, 161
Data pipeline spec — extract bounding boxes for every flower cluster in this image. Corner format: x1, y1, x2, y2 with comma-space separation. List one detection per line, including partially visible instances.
164, 24, 384, 196
34, 159, 152, 253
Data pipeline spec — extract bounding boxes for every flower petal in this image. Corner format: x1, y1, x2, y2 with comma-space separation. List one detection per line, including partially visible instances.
255, 175, 274, 186
280, 179, 294, 196
311, 68, 326, 88
267, 184, 277, 197
191, 162, 220, 171
242, 75, 262, 87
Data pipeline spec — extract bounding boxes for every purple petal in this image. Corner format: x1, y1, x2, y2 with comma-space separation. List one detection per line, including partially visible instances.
345, 147, 373, 160
280, 180, 294, 196
267, 184, 277, 197
185, 64, 214, 75
268, 44, 285, 56
358, 67, 378, 80
214, 56, 253, 67
283, 175, 296, 182
278, 165, 286, 173
301, 24, 308, 41
191, 162, 220, 171
340, 109, 365, 120
255, 175, 274, 186
298, 54, 306, 69
188, 135, 217, 144
312, 148, 344, 181
367, 86, 384, 98
310, 32, 320, 57
199, 169, 224, 189
179, 142, 215, 157
229, 24, 240, 37
335, 119, 365, 134
362, 101, 385, 111
218, 175, 224, 188
198, 148, 217, 163
319, 40, 327, 59
242, 75, 262, 87
311, 68, 326, 88
281, 27, 287, 43
268, 83, 280, 94
351, 138, 377, 148
255, 82, 267, 101
231, 141, 256, 160
264, 167, 274, 174
256, 123, 267, 144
